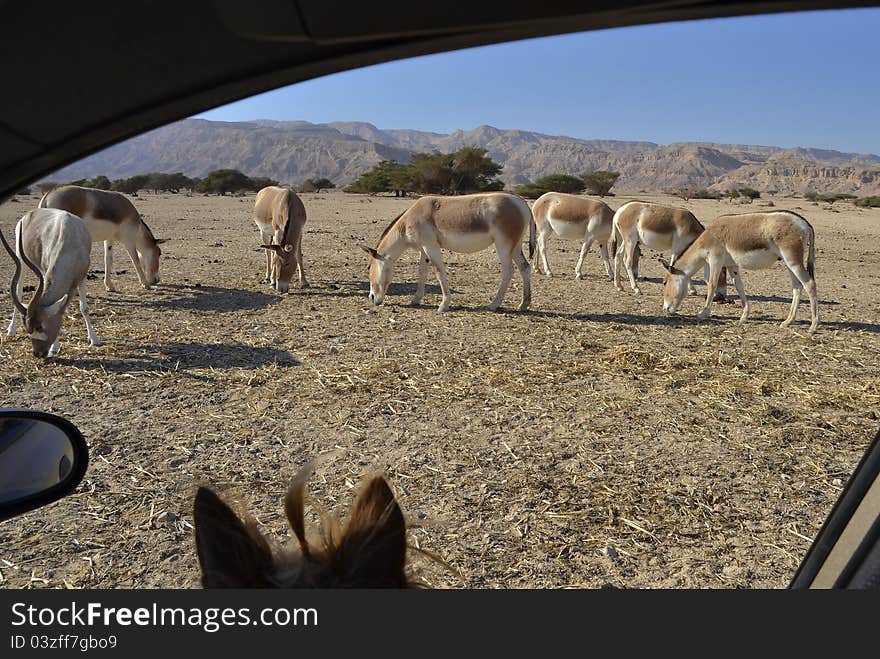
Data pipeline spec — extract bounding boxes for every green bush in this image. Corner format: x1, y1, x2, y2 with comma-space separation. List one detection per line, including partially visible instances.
344, 148, 504, 196
671, 188, 720, 201
192, 170, 275, 195
299, 177, 336, 193
854, 196, 880, 208
514, 174, 585, 198
582, 170, 620, 196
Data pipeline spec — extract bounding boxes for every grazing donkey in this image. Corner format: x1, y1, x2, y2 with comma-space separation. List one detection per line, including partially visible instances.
39, 185, 166, 291
611, 200, 727, 299
661, 210, 818, 333
2, 209, 102, 357
361, 192, 535, 312
253, 185, 308, 293
531, 192, 614, 280
194, 471, 413, 588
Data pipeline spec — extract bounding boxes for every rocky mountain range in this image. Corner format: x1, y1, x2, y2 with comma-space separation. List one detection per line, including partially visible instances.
47, 118, 880, 195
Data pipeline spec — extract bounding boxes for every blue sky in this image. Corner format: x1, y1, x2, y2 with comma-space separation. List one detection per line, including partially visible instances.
198, 8, 880, 155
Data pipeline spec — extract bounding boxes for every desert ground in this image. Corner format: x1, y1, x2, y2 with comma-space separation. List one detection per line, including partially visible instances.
0, 189, 878, 589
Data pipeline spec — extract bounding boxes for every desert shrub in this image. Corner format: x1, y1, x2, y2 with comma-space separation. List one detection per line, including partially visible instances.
192, 170, 273, 195
513, 174, 584, 198
854, 196, 880, 208
670, 188, 720, 201
804, 191, 857, 205
582, 170, 620, 196
299, 177, 336, 193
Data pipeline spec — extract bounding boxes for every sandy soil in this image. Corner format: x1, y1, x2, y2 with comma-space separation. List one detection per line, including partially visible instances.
0, 190, 878, 589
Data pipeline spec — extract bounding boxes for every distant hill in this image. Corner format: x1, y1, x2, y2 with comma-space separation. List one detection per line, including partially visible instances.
46, 119, 880, 195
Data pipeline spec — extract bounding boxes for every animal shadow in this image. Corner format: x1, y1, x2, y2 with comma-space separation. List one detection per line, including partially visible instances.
147, 283, 281, 312
60, 342, 299, 375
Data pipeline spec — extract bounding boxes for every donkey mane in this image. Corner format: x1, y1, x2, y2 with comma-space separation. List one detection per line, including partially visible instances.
378, 209, 407, 242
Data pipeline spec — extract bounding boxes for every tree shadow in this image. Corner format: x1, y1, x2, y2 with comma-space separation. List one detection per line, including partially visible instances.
145, 284, 281, 312
56, 342, 299, 377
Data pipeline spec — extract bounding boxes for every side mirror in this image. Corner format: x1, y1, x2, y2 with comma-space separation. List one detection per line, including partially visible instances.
0, 409, 89, 522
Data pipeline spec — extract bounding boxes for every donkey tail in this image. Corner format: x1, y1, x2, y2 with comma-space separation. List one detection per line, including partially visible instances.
807, 222, 816, 279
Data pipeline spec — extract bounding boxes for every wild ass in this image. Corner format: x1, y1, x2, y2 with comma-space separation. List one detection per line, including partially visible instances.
39, 185, 166, 291
660, 210, 818, 333
2, 209, 102, 357
531, 192, 613, 280
194, 468, 413, 588
361, 192, 535, 312
611, 200, 726, 298
253, 186, 308, 293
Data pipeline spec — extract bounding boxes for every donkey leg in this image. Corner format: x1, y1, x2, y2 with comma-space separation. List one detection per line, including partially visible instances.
697, 262, 721, 320
514, 247, 532, 311
783, 263, 818, 332
489, 248, 514, 311
411, 250, 429, 306
575, 238, 593, 280
537, 229, 552, 277
296, 234, 309, 288
422, 243, 452, 313
731, 270, 750, 324
104, 241, 118, 292
598, 242, 613, 280
781, 270, 803, 328
624, 241, 641, 295
123, 240, 150, 289
613, 238, 625, 291
78, 282, 102, 347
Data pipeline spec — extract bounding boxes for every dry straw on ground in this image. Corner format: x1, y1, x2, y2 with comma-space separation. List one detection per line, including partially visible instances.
0, 191, 878, 588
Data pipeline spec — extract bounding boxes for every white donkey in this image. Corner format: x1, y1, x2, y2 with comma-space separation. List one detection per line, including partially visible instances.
3, 209, 101, 357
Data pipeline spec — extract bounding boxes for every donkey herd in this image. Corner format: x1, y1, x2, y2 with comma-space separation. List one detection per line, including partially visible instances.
1, 181, 821, 586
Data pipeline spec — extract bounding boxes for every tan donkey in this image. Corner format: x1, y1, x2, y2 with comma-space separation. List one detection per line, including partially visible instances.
531, 191, 614, 280
39, 185, 166, 291
361, 192, 535, 312
661, 210, 818, 333
253, 186, 309, 293
611, 200, 708, 295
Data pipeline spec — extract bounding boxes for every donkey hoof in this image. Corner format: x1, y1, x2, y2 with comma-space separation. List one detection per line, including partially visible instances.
90, 339, 104, 347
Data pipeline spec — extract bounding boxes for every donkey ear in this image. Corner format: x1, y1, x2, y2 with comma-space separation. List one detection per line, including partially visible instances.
359, 245, 383, 260
42, 294, 69, 316
261, 244, 283, 253
193, 487, 275, 588
335, 477, 408, 587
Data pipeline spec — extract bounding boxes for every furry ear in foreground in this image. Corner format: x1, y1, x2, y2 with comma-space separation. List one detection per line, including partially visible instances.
193, 472, 411, 588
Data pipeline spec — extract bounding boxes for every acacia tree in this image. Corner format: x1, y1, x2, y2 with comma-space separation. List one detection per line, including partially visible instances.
514, 174, 585, 198
582, 170, 620, 196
